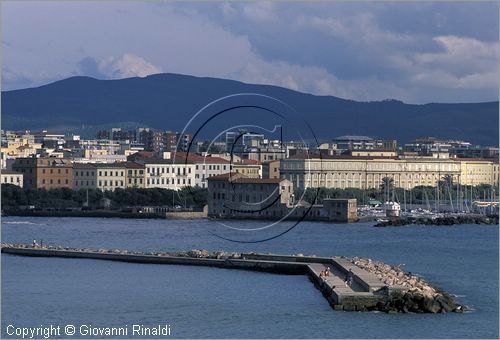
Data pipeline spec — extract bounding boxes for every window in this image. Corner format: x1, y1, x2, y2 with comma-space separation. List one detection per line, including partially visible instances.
58, 169, 61, 174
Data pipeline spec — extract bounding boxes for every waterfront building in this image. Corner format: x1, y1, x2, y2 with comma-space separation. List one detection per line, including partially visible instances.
322, 199, 358, 222
1, 170, 24, 188
279, 157, 481, 190
73, 163, 97, 190
125, 161, 146, 188
207, 173, 293, 218
74, 162, 127, 191
95, 163, 127, 191
12, 157, 73, 189
459, 159, 497, 186
133, 157, 195, 190
190, 156, 231, 188
73, 162, 144, 190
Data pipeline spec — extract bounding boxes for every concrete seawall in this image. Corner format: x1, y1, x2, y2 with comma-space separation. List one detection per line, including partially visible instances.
1, 245, 463, 313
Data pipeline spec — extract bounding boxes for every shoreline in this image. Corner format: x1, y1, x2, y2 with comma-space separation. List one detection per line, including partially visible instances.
3, 209, 499, 227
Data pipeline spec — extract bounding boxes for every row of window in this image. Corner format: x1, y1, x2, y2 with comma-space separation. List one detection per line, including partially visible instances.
75, 181, 96, 186
75, 171, 96, 177
147, 167, 191, 175
195, 164, 228, 171
2, 176, 21, 183
42, 168, 70, 174
147, 178, 192, 185
42, 179, 69, 185
99, 180, 124, 187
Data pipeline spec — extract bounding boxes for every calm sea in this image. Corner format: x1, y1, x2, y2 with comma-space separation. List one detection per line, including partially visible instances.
1, 216, 498, 338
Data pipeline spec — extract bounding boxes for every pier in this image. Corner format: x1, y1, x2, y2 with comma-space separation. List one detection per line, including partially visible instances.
1, 244, 463, 313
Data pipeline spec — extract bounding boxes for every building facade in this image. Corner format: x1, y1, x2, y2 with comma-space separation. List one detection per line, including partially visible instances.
125, 162, 146, 188
279, 157, 495, 190
207, 173, 292, 218
1, 170, 24, 187
262, 160, 281, 179
232, 160, 262, 178
12, 157, 73, 189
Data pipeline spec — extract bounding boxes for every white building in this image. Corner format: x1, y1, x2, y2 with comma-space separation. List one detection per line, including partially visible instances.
1, 170, 23, 187
143, 158, 196, 190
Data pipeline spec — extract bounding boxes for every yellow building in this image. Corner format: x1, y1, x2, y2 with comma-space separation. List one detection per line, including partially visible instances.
1, 142, 42, 158
125, 161, 146, 188
232, 160, 262, 178
280, 157, 496, 190
459, 159, 497, 186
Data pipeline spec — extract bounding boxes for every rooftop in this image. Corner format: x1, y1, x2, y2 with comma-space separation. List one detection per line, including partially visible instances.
333, 135, 374, 142
207, 172, 285, 184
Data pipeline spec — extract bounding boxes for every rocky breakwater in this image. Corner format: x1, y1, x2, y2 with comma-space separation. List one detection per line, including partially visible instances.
375, 214, 498, 227
0, 243, 243, 260
350, 256, 465, 313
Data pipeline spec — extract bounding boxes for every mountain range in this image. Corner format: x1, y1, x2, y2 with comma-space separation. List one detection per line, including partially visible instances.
2, 73, 498, 146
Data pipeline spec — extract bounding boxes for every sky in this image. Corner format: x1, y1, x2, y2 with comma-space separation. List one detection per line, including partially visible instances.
1, 1, 499, 104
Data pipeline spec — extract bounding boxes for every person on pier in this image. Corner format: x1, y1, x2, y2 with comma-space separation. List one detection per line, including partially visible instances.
345, 269, 354, 286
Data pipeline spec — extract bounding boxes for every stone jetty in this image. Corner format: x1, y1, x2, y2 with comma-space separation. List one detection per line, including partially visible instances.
350, 257, 464, 313
1, 243, 464, 314
375, 214, 498, 227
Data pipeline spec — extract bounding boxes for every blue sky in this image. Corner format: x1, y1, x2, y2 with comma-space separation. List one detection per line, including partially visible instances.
2, 1, 498, 103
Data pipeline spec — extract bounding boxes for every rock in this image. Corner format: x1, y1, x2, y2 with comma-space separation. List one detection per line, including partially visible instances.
423, 298, 442, 313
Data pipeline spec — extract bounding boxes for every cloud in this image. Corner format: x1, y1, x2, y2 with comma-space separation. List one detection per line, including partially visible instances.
77, 56, 106, 78
100, 53, 162, 78
2, 1, 498, 103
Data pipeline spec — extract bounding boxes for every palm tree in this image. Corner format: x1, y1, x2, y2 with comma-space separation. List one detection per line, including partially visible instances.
380, 177, 394, 202
441, 174, 454, 189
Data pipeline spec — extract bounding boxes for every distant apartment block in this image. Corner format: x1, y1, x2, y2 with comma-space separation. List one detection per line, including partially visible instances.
262, 160, 280, 179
